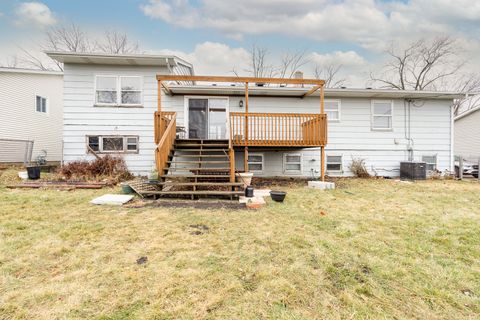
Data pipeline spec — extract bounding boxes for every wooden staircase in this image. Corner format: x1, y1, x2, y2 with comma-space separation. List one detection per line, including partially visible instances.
146, 139, 244, 199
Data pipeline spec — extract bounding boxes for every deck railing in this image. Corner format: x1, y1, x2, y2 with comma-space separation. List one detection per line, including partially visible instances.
230, 112, 327, 147
154, 112, 177, 175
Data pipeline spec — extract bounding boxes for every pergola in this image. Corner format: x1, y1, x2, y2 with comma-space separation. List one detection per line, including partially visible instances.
156, 75, 327, 181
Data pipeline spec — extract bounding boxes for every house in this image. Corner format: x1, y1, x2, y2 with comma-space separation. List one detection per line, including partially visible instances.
454, 102, 480, 161
0, 67, 63, 164
46, 51, 461, 197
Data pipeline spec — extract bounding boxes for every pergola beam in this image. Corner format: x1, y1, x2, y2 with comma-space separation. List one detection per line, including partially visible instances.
157, 75, 325, 86
302, 84, 321, 98
161, 81, 173, 96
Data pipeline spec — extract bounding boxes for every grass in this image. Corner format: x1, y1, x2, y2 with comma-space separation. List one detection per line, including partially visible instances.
0, 175, 479, 319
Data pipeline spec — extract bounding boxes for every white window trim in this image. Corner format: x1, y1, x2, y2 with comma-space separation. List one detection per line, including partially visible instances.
326, 154, 343, 173
86, 135, 139, 154
94, 75, 143, 107
35, 94, 48, 114
325, 99, 341, 122
283, 153, 303, 175
371, 100, 393, 131
183, 96, 230, 139
422, 154, 438, 171
247, 152, 264, 173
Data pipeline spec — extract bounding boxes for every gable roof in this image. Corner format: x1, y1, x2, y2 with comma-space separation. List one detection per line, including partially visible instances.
45, 51, 193, 70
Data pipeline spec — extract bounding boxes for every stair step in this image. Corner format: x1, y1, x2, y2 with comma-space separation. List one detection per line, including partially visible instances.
172, 154, 229, 158
173, 149, 227, 152
175, 143, 228, 148
167, 161, 230, 164
151, 182, 243, 186
166, 167, 230, 172
143, 190, 244, 196
160, 174, 231, 178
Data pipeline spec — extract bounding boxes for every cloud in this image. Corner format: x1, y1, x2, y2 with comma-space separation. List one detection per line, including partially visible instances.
310, 51, 367, 68
15, 2, 56, 27
156, 41, 251, 75
140, 0, 480, 51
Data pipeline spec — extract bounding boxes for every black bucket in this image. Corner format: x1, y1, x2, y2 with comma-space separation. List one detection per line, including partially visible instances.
245, 186, 254, 197
26, 166, 41, 180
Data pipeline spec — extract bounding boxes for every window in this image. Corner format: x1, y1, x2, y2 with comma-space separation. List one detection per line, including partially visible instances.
326, 155, 343, 172
372, 100, 393, 130
120, 77, 142, 105
247, 153, 264, 172
422, 155, 437, 171
36, 95, 47, 113
283, 153, 302, 174
95, 76, 142, 106
325, 100, 340, 121
87, 136, 139, 153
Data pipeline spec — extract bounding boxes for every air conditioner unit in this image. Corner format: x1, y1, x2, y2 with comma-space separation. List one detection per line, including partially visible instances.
400, 162, 427, 180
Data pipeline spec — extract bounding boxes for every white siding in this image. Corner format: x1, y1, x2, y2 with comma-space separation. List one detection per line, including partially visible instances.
0, 71, 63, 162
62, 65, 454, 177
455, 109, 480, 160
224, 96, 453, 177
62, 64, 184, 175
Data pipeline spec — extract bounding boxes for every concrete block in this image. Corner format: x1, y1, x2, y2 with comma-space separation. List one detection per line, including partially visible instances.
308, 181, 336, 190
90, 194, 134, 205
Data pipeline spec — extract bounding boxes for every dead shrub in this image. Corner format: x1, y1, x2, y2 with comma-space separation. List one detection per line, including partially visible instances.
57, 155, 133, 183
349, 158, 371, 178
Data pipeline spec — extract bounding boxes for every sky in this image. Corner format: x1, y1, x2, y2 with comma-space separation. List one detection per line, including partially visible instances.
0, 0, 479, 87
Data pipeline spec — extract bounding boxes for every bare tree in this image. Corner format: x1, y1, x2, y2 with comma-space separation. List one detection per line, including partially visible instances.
314, 63, 346, 88
246, 44, 278, 79
1, 55, 19, 68
45, 23, 94, 53
371, 37, 463, 91
97, 30, 139, 54
278, 50, 309, 79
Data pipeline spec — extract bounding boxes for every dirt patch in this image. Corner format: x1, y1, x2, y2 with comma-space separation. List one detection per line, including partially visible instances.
189, 224, 210, 235
126, 199, 247, 210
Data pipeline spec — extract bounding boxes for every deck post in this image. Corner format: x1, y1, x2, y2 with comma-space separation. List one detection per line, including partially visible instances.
320, 84, 325, 181
244, 81, 249, 172
158, 80, 163, 135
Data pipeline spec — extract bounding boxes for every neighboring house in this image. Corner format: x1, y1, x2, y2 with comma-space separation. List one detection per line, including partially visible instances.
47, 51, 461, 182
454, 104, 480, 160
0, 67, 63, 163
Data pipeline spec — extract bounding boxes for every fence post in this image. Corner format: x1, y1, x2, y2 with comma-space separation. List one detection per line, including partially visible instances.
478, 158, 480, 182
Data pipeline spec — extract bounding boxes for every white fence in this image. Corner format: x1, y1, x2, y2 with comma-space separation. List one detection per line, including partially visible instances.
0, 139, 34, 164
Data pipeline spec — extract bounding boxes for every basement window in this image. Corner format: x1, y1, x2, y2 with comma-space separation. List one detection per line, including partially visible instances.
325, 100, 340, 121
35, 95, 47, 113
283, 153, 302, 174
326, 155, 343, 172
248, 153, 264, 173
87, 135, 139, 154
372, 100, 393, 130
422, 155, 437, 171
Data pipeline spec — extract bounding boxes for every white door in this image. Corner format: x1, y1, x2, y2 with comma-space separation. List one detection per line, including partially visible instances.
187, 98, 228, 139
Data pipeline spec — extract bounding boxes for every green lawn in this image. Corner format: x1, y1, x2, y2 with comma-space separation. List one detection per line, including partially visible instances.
0, 177, 479, 319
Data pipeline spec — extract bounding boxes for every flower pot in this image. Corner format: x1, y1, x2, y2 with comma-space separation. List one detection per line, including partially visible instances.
270, 190, 287, 202
26, 166, 41, 180
236, 172, 254, 188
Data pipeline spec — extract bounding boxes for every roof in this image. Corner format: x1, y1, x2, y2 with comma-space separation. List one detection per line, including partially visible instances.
0, 67, 63, 76
167, 84, 464, 100
45, 51, 193, 69
455, 105, 480, 121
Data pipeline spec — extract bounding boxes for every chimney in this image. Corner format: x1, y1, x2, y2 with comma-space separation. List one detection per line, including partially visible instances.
294, 71, 304, 88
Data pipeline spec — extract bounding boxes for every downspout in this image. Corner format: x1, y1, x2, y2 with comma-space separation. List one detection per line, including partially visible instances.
404, 99, 414, 161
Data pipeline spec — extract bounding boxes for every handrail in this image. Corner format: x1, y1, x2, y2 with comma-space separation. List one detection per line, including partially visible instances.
230, 112, 327, 147
155, 112, 177, 176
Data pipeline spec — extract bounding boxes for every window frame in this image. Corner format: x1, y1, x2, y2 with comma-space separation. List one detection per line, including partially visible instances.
422, 155, 437, 171
326, 154, 343, 173
324, 99, 341, 122
35, 94, 48, 114
371, 100, 393, 131
94, 75, 143, 107
247, 153, 264, 173
86, 135, 139, 154
283, 153, 303, 175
